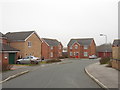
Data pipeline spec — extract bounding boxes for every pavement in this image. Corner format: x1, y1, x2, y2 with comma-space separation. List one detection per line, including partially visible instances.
85, 62, 120, 89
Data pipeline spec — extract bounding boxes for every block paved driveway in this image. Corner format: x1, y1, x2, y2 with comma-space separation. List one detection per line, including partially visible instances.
3, 59, 101, 88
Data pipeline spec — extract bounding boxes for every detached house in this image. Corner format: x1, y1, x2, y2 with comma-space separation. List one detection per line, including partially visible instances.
0, 32, 19, 70
41, 38, 63, 59
5, 31, 42, 59
67, 38, 96, 58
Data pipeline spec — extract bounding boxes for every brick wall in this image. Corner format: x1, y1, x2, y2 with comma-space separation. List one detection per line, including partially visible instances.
68, 40, 96, 58
10, 33, 42, 58
41, 41, 49, 59
111, 60, 120, 70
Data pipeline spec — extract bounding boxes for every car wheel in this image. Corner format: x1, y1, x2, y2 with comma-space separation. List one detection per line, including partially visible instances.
16, 61, 21, 64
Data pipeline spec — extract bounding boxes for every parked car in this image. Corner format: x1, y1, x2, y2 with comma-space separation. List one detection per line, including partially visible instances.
89, 55, 97, 59
16, 56, 41, 64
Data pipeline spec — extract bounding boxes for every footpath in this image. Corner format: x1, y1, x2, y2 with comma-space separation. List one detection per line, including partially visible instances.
85, 62, 119, 89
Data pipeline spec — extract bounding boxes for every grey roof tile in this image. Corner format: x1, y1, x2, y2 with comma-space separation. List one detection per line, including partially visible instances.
68, 38, 94, 46
113, 39, 120, 46
42, 38, 60, 46
0, 32, 6, 38
0, 43, 19, 52
5, 31, 34, 42
96, 44, 112, 52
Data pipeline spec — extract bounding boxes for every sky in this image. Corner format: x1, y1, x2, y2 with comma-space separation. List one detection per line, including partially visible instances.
0, 0, 119, 47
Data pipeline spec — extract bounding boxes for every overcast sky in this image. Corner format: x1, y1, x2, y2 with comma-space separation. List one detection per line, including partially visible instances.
0, 0, 119, 47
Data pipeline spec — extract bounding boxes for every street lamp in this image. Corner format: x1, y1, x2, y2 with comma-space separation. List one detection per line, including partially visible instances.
100, 34, 108, 57
100, 34, 107, 44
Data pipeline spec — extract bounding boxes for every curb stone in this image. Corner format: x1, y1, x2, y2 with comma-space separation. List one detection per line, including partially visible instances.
0, 70, 29, 84
84, 68, 109, 90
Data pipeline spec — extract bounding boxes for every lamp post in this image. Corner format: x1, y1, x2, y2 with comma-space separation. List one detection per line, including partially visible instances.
100, 34, 107, 57
100, 34, 107, 44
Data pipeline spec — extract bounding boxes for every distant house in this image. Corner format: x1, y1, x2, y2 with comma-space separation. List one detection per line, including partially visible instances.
67, 38, 96, 58
41, 38, 63, 59
111, 39, 120, 70
62, 47, 68, 58
0, 32, 19, 70
5, 31, 42, 59
96, 44, 112, 58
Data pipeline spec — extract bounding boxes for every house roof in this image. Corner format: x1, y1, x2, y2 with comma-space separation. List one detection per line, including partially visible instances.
5, 31, 35, 42
42, 38, 60, 46
96, 44, 112, 52
67, 38, 94, 46
0, 32, 7, 38
0, 43, 19, 52
113, 39, 120, 47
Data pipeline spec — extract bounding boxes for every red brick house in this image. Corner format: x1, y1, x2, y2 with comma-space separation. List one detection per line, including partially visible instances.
67, 38, 96, 58
0, 32, 19, 70
41, 38, 63, 59
96, 44, 112, 58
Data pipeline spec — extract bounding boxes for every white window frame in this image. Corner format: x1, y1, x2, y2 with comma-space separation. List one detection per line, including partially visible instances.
50, 52, 53, 57
84, 52, 88, 57
75, 45, 78, 49
84, 45, 88, 49
51, 46, 53, 50
70, 46, 72, 49
28, 41, 32, 47
70, 52, 72, 56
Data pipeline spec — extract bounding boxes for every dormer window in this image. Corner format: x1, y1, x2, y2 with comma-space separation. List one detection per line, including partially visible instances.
28, 41, 32, 47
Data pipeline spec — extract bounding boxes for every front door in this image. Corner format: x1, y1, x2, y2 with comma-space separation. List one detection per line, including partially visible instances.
9, 53, 15, 64
75, 52, 79, 58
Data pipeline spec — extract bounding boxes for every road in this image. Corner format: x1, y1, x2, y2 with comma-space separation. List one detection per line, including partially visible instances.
3, 59, 101, 88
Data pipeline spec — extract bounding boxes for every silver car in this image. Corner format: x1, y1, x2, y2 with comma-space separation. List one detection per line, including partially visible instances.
16, 56, 41, 64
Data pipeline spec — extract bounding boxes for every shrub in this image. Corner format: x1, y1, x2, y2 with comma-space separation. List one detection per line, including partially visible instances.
2, 62, 13, 71
58, 56, 65, 59
99, 57, 111, 64
46, 59, 61, 63
106, 60, 112, 67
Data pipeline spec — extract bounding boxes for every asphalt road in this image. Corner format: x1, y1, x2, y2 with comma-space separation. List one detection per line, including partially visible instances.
3, 59, 101, 88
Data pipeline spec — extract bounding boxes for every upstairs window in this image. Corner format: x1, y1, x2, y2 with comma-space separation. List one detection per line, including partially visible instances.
28, 41, 32, 47
51, 46, 53, 50
75, 45, 78, 49
50, 52, 53, 57
84, 45, 88, 49
70, 46, 72, 49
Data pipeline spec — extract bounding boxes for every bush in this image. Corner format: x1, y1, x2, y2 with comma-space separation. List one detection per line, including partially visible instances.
107, 60, 112, 67
99, 57, 111, 64
46, 59, 61, 63
58, 56, 65, 59
2, 62, 13, 71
